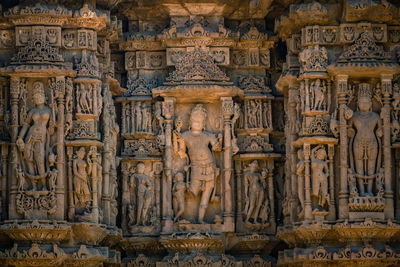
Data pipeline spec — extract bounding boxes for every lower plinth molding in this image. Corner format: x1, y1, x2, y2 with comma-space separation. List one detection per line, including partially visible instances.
278, 245, 400, 267
276, 218, 400, 267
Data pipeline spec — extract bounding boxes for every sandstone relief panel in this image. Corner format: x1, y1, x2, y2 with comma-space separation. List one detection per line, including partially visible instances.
0, 0, 399, 267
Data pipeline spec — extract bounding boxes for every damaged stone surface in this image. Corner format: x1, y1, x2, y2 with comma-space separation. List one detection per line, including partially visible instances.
0, 0, 399, 266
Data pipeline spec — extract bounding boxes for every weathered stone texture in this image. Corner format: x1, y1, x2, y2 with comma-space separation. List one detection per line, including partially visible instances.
0, 0, 399, 266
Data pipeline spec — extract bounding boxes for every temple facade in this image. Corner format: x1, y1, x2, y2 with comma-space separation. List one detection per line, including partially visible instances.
0, 0, 399, 266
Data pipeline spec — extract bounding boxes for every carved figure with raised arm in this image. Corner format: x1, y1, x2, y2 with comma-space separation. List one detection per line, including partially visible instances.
243, 160, 267, 223
175, 104, 222, 223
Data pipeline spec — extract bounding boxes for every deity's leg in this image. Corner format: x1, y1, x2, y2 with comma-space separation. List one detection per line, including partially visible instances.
367, 179, 373, 196
82, 181, 90, 202
137, 195, 144, 225
198, 180, 214, 223
246, 196, 256, 223
254, 190, 264, 222
357, 178, 365, 196
188, 178, 201, 197
74, 178, 81, 203
312, 174, 319, 198
321, 176, 329, 206
176, 199, 185, 220
142, 194, 152, 225
34, 142, 46, 176
24, 142, 35, 175
367, 142, 378, 176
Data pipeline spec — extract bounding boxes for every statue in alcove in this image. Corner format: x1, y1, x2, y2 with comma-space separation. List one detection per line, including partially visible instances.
175, 104, 222, 224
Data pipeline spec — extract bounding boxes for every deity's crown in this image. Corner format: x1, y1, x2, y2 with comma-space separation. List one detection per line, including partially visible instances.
190, 104, 207, 121
357, 83, 372, 99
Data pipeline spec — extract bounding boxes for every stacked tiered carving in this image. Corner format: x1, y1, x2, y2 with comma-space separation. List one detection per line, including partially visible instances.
276, 1, 400, 266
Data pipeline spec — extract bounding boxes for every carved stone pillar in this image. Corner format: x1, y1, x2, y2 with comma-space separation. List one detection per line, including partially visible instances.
121, 161, 130, 232
67, 147, 74, 221
102, 100, 111, 225
234, 160, 243, 227
8, 76, 20, 219
396, 150, 400, 221
288, 84, 299, 223
337, 75, 349, 220
1, 144, 7, 220
54, 76, 66, 220
90, 145, 99, 223
327, 144, 336, 220
162, 97, 175, 232
153, 161, 163, 225
221, 97, 234, 230
122, 102, 127, 134
381, 74, 394, 219
303, 143, 312, 221
267, 159, 275, 228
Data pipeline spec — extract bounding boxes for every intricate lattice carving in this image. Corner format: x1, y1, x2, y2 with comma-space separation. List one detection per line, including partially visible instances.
164, 48, 231, 85
238, 75, 271, 94
11, 38, 63, 64
299, 46, 328, 73
337, 32, 390, 63
125, 77, 157, 96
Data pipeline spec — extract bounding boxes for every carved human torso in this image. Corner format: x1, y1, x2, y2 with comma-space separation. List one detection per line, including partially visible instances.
74, 158, 88, 179
26, 106, 50, 142
351, 110, 380, 175
181, 131, 217, 165
311, 158, 328, 179
245, 171, 263, 193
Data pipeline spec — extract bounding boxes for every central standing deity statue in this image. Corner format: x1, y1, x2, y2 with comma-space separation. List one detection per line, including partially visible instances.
17, 81, 55, 180
176, 104, 222, 224
347, 83, 383, 197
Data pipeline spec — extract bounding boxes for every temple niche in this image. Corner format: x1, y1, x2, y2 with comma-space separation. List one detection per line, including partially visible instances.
1, 0, 400, 267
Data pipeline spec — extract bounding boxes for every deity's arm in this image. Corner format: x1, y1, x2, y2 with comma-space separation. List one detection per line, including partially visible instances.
296, 161, 304, 175
17, 109, 34, 140
209, 133, 222, 152
176, 136, 187, 160
347, 117, 355, 138
311, 146, 319, 160
244, 173, 249, 199
87, 159, 93, 177
45, 106, 55, 136
73, 160, 83, 180
376, 113, 383, 138
146, 178, 153, 192
129, 175, 136, 190
172, 183, 176, 193
323, 162, 329, 175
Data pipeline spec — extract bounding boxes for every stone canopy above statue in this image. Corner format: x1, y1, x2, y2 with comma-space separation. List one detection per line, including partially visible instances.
153, 48, 243, 102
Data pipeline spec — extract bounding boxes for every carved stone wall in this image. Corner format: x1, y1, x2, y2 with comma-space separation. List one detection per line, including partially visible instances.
0, 0, 399, 266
